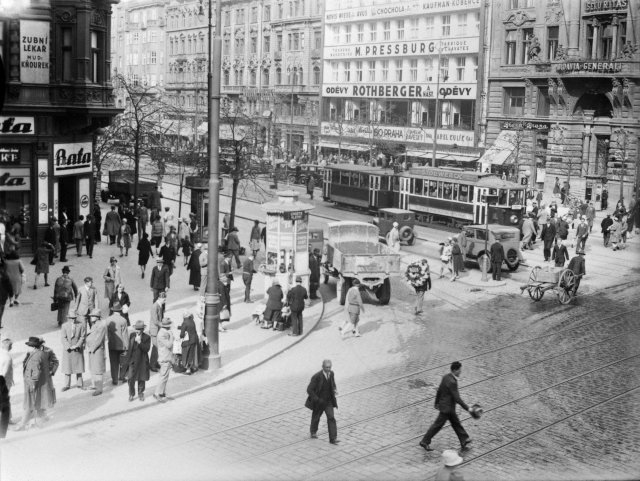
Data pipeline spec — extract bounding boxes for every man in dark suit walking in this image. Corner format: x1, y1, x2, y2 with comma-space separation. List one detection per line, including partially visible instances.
305, 359, 339, 444
420, 361, 472, 452
489, 237, 505, 281
287, 276, 308, 336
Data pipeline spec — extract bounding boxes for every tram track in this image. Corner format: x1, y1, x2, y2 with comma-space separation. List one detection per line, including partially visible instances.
172, 310, 637, 464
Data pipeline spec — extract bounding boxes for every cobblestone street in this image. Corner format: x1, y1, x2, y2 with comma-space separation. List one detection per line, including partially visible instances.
2, 263, 638, 481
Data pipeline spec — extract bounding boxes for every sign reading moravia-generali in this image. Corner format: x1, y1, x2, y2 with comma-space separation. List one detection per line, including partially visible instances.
557, 62, 622, 74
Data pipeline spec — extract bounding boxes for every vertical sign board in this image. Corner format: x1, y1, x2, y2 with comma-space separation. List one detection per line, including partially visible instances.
20, 20, 50, 84
295, 217, 309, 274
37, 158, 49, 224
53, 180, 59, 213
79, 177, 90, 218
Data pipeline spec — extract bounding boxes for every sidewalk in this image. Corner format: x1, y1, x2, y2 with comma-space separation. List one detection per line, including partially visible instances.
4, 272, 324, 440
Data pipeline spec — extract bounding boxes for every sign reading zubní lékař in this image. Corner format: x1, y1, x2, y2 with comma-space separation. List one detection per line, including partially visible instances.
20, 20, 50, 84
557, 62, 622, 73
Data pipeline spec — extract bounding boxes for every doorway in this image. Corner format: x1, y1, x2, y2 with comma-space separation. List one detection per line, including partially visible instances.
58, 176, 78, 238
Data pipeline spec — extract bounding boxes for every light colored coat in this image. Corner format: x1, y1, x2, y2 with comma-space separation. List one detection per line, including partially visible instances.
75, 285, 98, 316
103, 265, 122, 300
149, 302, 163, 337
86, 320, 107, 375
60, 320, 86, 374
157, 328, 175, 364
106, 313, 130, 352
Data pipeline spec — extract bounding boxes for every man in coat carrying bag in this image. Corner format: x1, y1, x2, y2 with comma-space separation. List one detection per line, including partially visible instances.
305, 359, 339, 444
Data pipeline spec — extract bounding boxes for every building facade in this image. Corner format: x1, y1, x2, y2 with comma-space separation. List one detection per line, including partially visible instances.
320, 0, 485, 165
484, 0, 639, 206
1, 0, 119, 251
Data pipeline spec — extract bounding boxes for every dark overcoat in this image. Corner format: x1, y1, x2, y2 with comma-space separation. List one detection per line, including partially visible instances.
187, 249, 202, 287
305, 369, 337, 410
125, 332, 151, 381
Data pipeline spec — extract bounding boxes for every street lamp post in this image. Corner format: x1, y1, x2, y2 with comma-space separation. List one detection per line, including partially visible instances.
431, 47, 448, 167
204, 0, 222, 369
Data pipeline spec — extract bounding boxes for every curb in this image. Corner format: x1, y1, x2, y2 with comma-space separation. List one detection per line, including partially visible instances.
5, 294, 326, 440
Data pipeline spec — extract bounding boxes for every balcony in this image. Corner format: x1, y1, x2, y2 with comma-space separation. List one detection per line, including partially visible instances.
274, 51, 282, 61
311, 48, 321, 59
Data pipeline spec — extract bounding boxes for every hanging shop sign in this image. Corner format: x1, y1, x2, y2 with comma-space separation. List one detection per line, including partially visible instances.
20, 20, 50, 84
0, 147, 20, 164
557, 62, 622, 74
0, 116, 35, 135
0, 168, 31, 191
323, 83, 476, 99
53, 142, 93, 176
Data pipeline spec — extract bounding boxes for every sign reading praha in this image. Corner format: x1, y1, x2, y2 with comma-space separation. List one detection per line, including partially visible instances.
557, 62, 622, 73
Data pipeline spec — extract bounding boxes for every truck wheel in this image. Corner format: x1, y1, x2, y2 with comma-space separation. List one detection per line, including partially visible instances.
339, 277, 352, 306
376, 278, 391, 305
406, 234, 416, 246
399, 226, 413, 244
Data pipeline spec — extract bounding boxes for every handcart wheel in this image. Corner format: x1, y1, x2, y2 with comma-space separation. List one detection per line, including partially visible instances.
557, 269, 576, 304
528, 286, 544, 301
528, 266, 541, 284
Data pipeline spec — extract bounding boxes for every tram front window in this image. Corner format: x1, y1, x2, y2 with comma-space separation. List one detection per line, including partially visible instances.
414, 179, 423, 195
361, 174, 369, 188
459, 185, 469, 202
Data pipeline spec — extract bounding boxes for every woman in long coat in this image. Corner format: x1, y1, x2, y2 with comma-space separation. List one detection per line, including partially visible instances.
180, 313, 199, 374
218, 275, 231, 331
137, 232, 153, 279
103, 257, 122, 301
60, 311, 86, 389
450, 238, 464, 281
4, 251, 24, 306
118, 218, 132, 257
33, 241, 54, 289
103, 206, 121, 244
187, 245, 202, 290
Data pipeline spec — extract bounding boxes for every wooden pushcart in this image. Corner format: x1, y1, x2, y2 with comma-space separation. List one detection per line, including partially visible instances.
519, 266, 577, 304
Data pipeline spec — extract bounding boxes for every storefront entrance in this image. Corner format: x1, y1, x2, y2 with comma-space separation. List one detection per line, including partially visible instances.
57, 175, 78, 238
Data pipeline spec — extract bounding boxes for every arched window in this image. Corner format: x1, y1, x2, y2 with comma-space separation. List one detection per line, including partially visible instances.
262, 68, 270, 86
223, 70, 230, 85
276, 67, 282, 85
297, 67, 303, 84
313, 66, 320, 85
250, 69, 257, 86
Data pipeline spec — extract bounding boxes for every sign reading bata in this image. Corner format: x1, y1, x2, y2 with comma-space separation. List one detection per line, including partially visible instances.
324, 83, 476, 99
320, 122, 474, 147
53, 142, 93, 176
20, 20, 50, 84
325, 38, 479, 59
325, 0, 481, 22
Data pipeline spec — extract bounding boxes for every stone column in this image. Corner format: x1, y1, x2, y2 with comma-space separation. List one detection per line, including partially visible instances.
591, 19, 600, 60
75, 3, 91, 84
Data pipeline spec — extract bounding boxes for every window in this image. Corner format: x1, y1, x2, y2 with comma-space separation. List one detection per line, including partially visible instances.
313, 66, 321, 85
369, 22, 377, 42
411, 18, 419, 39
521, 28, 533, 64
425, 58, 434, 81
276, 67, 282, 84
457, 13, 467, 36
395, 59, 402, 81
505, 30, 517, 64
251, 6, 258, 22
456, 57, 465, 81
236, 8, 245, 23
262, 68, 270, 85
425, 16, 434, 36
397, 19, 404, 40
410, 59, 417, 81
314, 30, 322, 49
235, 35, 245, 51
547, 26, 558, 60
503, 87, 526, 116
344, 61, 350, 81
439, 57, 449, 81
223, 37, 230, 54
345, 25, 351, 43
441, 15, 451, 37
381, 60, 389, 81
264, 5, 271, 21
263, 35, 270, 53
332, 26, 340, 44
62, 28, 73, 81
133, 32, 139, 43
600, 22, 614, 59
355, 61, 363, 81
383, 21, 391, 40
277, 2, 283, 19
332, 61, 339, 81
150, 51, 157, 64
537, 87, 550, 116
276, 33, 283, 51
368, 60, 376, 81
223, 70, 230, 86
357, 24, 364, 43
474, 12, 480, 34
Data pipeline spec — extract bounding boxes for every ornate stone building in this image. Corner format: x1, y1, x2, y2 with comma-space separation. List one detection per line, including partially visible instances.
1, 0, 119, 250
482, 0, 639, 206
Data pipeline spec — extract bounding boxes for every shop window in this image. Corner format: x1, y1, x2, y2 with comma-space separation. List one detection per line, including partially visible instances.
357, 24, 364, 43
537, 87, 550, 116
503, 87, 525, 116
383, 21, 391, 41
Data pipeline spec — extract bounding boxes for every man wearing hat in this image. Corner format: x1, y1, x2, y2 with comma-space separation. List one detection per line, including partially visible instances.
249, 220, 261, 257
106, 303, 130, 385
309, 248, 321, 300
154, 317, 174, 402
242, 253, 257, 303
86, 308, 107, 396
567, 249, 586, 296
435, 450, 465, 481
287, 276, 308, 336
386, 221, 401, 253
601, 213, 613, 246
53, 266, 78, 327
575, 216, 589, 254
340, 278, 364, 338
124, 320, 151, 401
60, 310, 86, 391
226, 226, 242, 269
178, 217, 192, 265
219, 251, 234, 281
150, 257, 170, 303
75, 277, 97, 327
489, 237, 505, 281
187, 243, 203, 291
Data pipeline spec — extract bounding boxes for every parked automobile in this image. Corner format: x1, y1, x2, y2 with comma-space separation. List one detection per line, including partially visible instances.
461, 224, 522, 271
373, 208, 416, 246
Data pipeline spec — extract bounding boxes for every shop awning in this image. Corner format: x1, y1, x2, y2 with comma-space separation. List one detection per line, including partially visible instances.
478, 130, 517, 166
405, 150, 478, 163
318, 141, 368, 152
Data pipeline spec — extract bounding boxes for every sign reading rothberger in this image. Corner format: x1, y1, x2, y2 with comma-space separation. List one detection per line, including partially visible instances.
53, 142, 93, 176
325, 38, 479, 59
320, 122, 474, 148
20, 20, 50, 84
324, 83, 476, 99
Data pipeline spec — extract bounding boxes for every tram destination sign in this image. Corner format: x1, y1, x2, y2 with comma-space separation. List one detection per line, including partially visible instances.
557, 62, 622, 74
